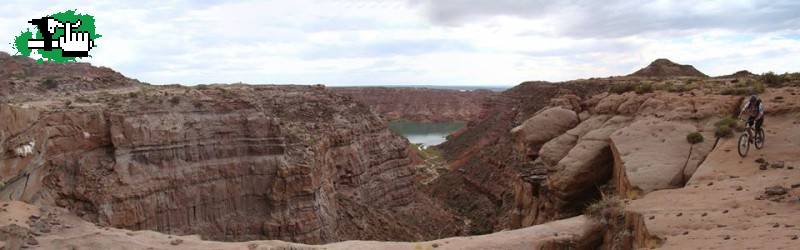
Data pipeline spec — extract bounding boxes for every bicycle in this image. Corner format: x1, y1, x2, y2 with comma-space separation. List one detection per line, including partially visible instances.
737, 118, 765, 157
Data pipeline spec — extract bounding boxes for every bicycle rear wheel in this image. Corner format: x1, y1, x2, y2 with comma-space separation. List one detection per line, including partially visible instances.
738, 133, 750, 157
755, 128, 765, 149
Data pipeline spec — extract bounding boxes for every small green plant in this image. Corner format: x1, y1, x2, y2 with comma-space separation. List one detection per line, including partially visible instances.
635, 82, 653, 94
585, 195, 624, 224
686, 132, 704, 144
41, 78, 58, 89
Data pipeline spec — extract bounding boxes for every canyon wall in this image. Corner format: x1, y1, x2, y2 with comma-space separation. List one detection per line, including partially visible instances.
0, 54, 460, 243
332, 87, 492, 122
428, 81, 610, 234
430, 69, 748, 234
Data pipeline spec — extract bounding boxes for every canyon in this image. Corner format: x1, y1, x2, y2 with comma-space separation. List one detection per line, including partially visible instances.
0, 52, 461, 245
2, 53, 800, 249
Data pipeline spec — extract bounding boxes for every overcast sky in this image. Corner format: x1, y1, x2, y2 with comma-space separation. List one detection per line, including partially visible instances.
2, 0, 799, 86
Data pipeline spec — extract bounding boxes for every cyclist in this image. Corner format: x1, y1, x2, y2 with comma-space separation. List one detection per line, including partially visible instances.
739, 95, 765, 133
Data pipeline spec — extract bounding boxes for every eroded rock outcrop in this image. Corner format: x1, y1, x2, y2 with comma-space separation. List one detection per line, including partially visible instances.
511, 107, 579, 159
512, 89, 740, 228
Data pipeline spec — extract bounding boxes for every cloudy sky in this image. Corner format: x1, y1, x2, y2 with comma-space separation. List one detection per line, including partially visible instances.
2, 0, 799, 86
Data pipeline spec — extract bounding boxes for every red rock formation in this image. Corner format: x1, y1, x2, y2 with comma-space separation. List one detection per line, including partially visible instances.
0, 55, 461, 243
428, 81, 609, 233
332, 87, 492, 122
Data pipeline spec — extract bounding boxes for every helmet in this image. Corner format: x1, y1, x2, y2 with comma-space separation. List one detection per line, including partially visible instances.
749, 95, 758, 103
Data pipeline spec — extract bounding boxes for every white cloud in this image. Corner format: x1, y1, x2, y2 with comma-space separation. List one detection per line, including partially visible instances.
1, 0, 798, 86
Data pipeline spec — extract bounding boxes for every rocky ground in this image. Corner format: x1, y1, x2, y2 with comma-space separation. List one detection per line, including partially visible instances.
621, 89, 800, 249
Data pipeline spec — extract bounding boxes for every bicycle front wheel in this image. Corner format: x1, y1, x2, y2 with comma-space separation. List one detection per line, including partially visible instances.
738, 133, 750, 157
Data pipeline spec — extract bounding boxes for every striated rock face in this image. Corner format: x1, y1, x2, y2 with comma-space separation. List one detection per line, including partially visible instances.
332, 87, 492, 122
628, 59, 708, 78
0, 55, 461, 243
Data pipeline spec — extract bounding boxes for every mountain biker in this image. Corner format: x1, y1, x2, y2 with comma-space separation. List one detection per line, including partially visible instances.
739, 95, 765, 132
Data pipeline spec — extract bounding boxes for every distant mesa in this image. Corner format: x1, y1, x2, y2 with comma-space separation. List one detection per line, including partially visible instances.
628, 58, 708, 77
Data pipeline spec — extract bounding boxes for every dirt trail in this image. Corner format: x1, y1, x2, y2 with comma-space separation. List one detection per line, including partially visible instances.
627, 115, 800, 249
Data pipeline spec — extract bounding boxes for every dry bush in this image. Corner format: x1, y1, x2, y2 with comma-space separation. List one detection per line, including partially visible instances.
686, 132, 704, 144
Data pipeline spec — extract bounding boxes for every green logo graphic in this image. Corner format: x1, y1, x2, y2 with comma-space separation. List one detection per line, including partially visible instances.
11, 10, 101, 63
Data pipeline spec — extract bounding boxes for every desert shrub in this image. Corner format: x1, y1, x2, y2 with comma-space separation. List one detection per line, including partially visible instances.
715, 126, 732, 138
64, 100, 72, 106
128, 92, 139, 98
585, 195, 624, 224
609, 83, 635, 94
655, 82, 671, 91
686, 132, 704, 144
667, 83, 697, 93
0, 180, 5, 190
761, 72, 785, 87
715, 116, 738, 128
714, 116, 739, 138
169, 96, 181, 105
635, 82, 654, 94
41, 78, 58, 89
720, 88, 749, 95
722, 80, 763, 95
197, 84, 209, 90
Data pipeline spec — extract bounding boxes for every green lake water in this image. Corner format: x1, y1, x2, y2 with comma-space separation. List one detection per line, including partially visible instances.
388, 120, 465, 147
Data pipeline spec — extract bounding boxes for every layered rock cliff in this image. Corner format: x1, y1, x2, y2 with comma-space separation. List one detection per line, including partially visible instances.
0, 54, 460, 243
332, 87, 492, 122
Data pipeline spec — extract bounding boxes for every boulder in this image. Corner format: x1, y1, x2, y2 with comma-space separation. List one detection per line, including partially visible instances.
511, 107, 579, 158
610, 118, 712, 197
548, 139, 614, 199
